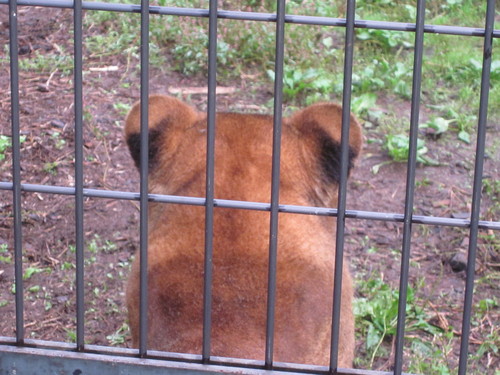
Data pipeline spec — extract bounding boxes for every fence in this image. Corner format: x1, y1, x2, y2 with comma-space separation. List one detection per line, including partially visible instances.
0, 0, 498, 374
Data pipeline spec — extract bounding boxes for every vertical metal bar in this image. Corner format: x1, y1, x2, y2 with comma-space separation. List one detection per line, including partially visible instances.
138, 0, 150, 358
393, 1, 426, 373
202, 0, 217, 363
264, 0, 286, 368
458, 0, 495, 373
73, 0, 85, 352
329, 0, 355, 371
8, 0, 24, 345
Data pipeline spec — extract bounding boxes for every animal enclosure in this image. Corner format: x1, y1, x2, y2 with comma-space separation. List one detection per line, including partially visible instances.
0, 0, 499, 375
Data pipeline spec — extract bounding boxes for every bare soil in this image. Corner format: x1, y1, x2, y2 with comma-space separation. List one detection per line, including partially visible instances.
0, 6, 498, 374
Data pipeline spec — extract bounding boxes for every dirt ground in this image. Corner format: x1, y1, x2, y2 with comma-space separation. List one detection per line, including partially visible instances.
0, 6, 499, 374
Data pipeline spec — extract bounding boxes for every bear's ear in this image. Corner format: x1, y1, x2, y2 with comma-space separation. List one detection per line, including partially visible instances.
124, 95, 200, 169
289, 102, 363, 187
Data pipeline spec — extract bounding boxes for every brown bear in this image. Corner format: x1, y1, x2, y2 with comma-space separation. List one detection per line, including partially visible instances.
125, 95, 362, 367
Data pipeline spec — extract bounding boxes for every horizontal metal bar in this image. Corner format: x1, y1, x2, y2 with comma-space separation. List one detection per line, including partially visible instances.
1, 181, 498, 230
0, 0, 498, 38
0, 341, 415, 375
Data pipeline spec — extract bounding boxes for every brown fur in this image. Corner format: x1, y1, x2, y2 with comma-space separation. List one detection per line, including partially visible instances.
125, 95, 362, 366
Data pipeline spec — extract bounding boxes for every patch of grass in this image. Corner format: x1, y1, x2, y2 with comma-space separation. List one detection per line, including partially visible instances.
18, 50, 73, 75
106, 322, 129, 346
113, 102, 132, 117
80, 0, 500, 145
384, 134, 439, 166
43, 162, 59, 176
0, 244, 12, 264
87, 234, 118, 254
354, 276, 441, 369
65, 328, 77, 343
469, 298, 499, 372
406, 332, 455, 375
0, 135, 26, 162
23, 266, 50, 281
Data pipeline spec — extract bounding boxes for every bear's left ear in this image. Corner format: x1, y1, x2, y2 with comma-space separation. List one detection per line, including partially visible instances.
289, 102, 363, 186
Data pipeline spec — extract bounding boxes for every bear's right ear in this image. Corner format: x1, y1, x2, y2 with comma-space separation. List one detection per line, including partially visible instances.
289, 102, 363, 198
124, 95, 200, 169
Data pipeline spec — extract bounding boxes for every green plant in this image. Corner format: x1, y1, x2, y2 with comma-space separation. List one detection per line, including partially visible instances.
113, 102, 132, 117
50, 131, 66, 150
420, 117, 452, 137
351, 92, 378, 117
385, 134, 439, 166
357, 29, 412, 51
354, 277, 441, 367
23, 267, 49, 280
0, 135, 26, 162
87, 234, 118, 254
65, 329, 77, 343
266, 67, 336, 103
106, 323, 129, 346
43, 162, 59, 175
406, 332, 454, 375
469, 298, 499, 370
18, 51, 73, 75
0, 244, 12, 264
27, 285, 41, 293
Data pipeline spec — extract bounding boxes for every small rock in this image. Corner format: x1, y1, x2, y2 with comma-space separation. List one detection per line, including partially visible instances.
50, 120, 65, 129
36, 84, 49, 92
18, 45, 31, 55
56, 295, 69, 304
450, 252, 467, 272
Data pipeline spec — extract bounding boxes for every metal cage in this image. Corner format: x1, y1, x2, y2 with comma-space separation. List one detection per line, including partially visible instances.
0, 0, 498, 374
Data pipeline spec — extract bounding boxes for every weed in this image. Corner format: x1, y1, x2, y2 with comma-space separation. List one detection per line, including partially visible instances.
384, 134, 439, 166
354, 277, 441, 368
357, 29, 412, 51
351, 93, 378, 118
87, 234, 118, 254
406, 332, 454, 375
469, 298, 499, 370
23, 267, 49, 280
0, 135, 26, 162
27, 285, 41, 293
483, 178, 500, 201
113, 102, 132, 117
267, 67, 335, 102
415, 177, 432, 188
0, 244, 12, 264
0, 136, 10, 162
420, 117, 452, 137
482, 178, 500, 219
65, 329, 77, 343
106, 323, 129, 346
43, 162, 59, 175
18, 50, 73, 75
61, 261, 74, 271
50, 131, 66, 150
88, 236, 99, 254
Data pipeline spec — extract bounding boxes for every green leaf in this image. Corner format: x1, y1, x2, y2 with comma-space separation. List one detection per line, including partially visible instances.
352, 93, 378, 115
23, 267, 45, 280
322, 36, 333, 49
366, 323, 381, 350
458, 130, 471, 144
422, 117, 452, 135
